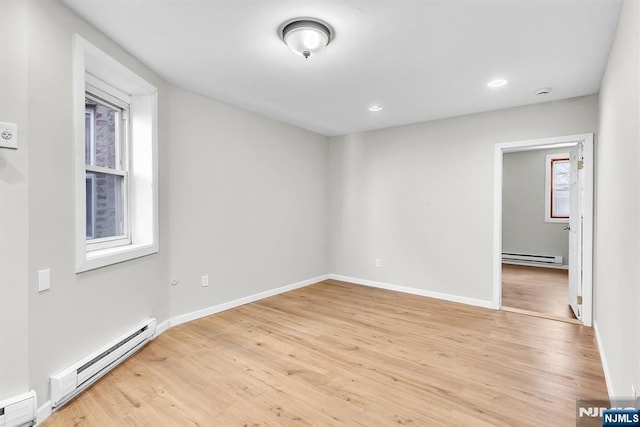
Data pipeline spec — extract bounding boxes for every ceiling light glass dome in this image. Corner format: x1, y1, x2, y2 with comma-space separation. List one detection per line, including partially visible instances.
281, 19, 332, 59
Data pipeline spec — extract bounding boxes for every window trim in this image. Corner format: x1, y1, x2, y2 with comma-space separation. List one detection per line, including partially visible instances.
73, 34, 159, 273
544, 153, 570, 223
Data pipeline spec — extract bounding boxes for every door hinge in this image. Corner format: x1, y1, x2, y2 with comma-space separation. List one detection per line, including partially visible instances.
578, 160, 584, 170
577, 295, 583, 305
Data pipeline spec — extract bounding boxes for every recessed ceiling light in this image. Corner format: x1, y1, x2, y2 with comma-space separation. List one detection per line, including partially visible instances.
487, 79, 508, 88
368, 105, 383, 112
535, 87, 552, 95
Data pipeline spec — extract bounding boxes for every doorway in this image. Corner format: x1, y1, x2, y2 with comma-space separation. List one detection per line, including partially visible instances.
492, 134, 593, 326
501, 146, 573, 321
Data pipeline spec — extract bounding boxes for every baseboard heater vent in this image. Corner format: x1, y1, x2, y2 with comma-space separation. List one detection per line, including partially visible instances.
50, 319, 156, 409
0, 390, 37, 427
502, 252, 563, 266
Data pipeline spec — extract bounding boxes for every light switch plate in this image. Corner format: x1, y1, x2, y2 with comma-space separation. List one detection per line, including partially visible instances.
0, 122, 18, 149
38, 269, 50, 292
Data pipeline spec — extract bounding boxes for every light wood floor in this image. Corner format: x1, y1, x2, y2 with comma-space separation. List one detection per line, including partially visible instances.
502, 264, 576, 321
42, 280, 607, 427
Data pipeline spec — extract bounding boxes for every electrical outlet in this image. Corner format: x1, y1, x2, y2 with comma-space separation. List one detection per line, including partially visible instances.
0, 122, 18, 149
375, 258, 381, 268
201, 275, 209, 287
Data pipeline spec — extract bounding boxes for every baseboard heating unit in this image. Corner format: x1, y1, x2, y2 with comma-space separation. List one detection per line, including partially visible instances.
502, 252, 564, 266
50, 318, 156, 409
0, 390, 36, 427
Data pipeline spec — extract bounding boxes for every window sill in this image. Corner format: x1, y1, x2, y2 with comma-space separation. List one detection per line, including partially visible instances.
545, 218, 570, 224
77, 242, 158, 273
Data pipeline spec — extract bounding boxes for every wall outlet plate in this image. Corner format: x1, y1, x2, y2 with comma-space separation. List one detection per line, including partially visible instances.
0, 122, 18, 149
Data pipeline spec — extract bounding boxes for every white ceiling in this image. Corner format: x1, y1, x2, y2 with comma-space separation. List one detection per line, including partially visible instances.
61, 0, 621, 137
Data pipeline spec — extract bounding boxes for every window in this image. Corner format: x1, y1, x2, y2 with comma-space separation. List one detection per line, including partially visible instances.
74, 34, 158, 272
85, 86, 130, 250
545, 154, 570, 223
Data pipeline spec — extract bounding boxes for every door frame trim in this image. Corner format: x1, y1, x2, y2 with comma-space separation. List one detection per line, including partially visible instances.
493, 133, 594, 326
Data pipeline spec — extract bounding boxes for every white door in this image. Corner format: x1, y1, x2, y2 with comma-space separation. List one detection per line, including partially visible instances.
568, 143, 583, 320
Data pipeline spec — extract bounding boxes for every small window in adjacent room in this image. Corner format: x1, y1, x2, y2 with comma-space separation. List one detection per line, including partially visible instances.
74, 34, 158, 272
545, 154, 570, 223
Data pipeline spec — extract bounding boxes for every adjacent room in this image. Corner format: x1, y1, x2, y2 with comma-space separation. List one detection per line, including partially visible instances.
502, 146, 576, 321
1, 0, 638, 426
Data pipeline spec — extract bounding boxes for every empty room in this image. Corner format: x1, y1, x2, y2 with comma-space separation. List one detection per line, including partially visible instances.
1, 0, 638, 426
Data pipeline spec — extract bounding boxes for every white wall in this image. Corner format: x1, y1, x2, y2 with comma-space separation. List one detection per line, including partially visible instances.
503, 148, 570, 265
329, 95, 598, 303
166, 88, 329, 317
0, 0, 30, 401
24, 0, 171, 401
594, 0, 639, 400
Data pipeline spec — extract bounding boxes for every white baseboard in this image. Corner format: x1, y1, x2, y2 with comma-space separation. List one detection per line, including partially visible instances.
154, 319, 170, 338
593, 320, 614, 400
36, 400, 52, 426
328, 274, 495, 309
169, 274, 330, 328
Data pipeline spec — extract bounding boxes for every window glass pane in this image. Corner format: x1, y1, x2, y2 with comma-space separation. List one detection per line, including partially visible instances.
554, 161, 570, 188
85, 97, 118, 169
553, 189, 570, 217
86, 172, 124, 240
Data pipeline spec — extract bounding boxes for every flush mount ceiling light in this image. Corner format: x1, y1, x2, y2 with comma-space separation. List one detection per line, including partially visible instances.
487, 78, 508, 88
368, 105, 383, 112
280, 18, 333, 59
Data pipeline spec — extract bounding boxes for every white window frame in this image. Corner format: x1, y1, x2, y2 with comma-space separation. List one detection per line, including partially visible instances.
73, 34, 158, 273
85, 174, 96, 240
544, 153, 570, 223
85, 108, 95, 165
